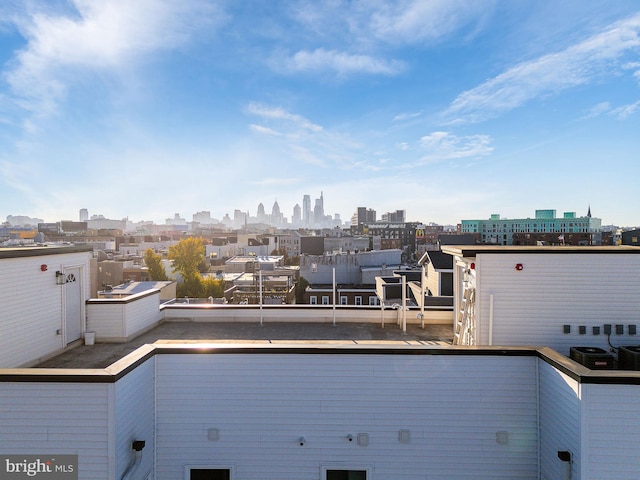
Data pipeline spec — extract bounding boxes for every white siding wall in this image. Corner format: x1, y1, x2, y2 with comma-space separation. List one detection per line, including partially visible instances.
87, 291, 162, 342
581, 383, 640, 480
426, 263, 440, 296
0, 252, 91, 367
155, 353, 539, 480
476, 253, 640, 354
87, 302, 126, 340
124, 292, 163, 338
0, 382, 112, 479
538, 361, 581, 480
115, 357, 156, 479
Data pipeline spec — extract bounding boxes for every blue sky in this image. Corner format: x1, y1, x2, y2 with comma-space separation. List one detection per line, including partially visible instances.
1, 1, 639, 227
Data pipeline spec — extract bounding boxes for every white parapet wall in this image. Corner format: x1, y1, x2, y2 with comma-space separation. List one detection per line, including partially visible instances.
87, 289, 163, 342
160, 304, 454, 325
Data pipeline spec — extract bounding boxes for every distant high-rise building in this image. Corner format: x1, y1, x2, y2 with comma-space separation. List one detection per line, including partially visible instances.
233, 210, 247, 229
382, 210, 406, 223
461, 208, 602, 246
352, 207, 376, 226
313, 192, 324, 224
302, 195, 311, 226
79, 208, 88, 222
257, 203, 266, 223
292, 204, 301, 225
166, 213, 186, 225
271, 200, 283, 225
192, 211, 213, 224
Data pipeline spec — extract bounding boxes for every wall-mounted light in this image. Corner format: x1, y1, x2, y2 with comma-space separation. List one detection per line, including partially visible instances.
298, 437, 306, 446
56, 271, 65, 285
40, 264, 48, 272
515, 263, 524, 271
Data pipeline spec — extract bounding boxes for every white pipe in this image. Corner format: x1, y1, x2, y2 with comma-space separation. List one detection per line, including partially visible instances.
332, 267, 336, 327
259, 270, 263, 326
121, 451, 142, 480
401, 276, 407, 334
420, 265, 426, 328
489, 294, 494, 346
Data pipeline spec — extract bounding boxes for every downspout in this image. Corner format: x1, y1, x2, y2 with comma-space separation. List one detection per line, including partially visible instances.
121, 441, 147, 480
488, 294, 494, 346
401, 275, 407, 334
332, 267, 336, 327
420, 264, 426, 328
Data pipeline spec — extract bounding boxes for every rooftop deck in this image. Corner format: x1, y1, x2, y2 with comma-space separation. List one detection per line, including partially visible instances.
35, 321, 454, 369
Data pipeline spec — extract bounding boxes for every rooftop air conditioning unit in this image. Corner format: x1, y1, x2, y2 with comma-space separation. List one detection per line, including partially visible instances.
618, 346, 640, 371
569, 346, 614, 370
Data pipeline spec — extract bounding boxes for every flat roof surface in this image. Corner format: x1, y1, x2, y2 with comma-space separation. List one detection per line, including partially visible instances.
35, 321, 454, 369
0, 245, 93, 258
442, 245, 640, 257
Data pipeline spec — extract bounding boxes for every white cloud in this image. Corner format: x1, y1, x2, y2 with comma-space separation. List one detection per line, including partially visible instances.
611, 100, 640, 119
369, 0, 491, 45
444, 12, 640, 123
249, 124, 282, 136
581, 101, 612, 119
393, 111, 422, 122
278, 48, 406, 76
246, 103, 323, 132
291, 0, 492, 47
4, 0, 223, 116
418, 131, 493, 164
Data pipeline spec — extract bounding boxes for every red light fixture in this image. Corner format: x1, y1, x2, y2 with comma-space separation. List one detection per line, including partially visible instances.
515, 263, 524, 271
40, 264, 48, 272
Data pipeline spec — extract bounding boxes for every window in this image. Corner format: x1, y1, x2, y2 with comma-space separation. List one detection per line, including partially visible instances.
326, 471, 366, 480
310, 296, 317, 304
322, 295, 330, 305
188, 467, 231, 480
368, 296, 379, 306
355, 296, 362, 306
322, 467, 370, 480
340, 296, 348, 305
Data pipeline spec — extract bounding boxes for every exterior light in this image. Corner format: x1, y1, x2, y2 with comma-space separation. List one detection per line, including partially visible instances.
56, 271, 65, 285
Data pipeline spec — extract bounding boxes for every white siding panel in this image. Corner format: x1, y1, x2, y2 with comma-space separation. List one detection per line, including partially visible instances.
124, 292, 162, 337
0, 252, 90, 367
538, 361, 581, 480
476, 254, 640, 354
87, 291, 162, 341
155, 353, 538, 480
0, 382, 111, 479
582, 384, 640, 480
115, 356, 155, 479
87, 303, 126, 340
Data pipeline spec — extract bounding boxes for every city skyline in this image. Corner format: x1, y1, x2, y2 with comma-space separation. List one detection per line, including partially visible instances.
1, 2, 640, 227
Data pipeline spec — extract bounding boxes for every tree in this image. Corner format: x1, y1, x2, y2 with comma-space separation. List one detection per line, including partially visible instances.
143, 248, 168, 281
202, 276, 225, 298
295, 276, 309, 304
168, 237, 206, 297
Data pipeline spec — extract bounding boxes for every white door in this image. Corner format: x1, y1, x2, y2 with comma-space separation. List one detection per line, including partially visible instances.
64, 267, 83, 344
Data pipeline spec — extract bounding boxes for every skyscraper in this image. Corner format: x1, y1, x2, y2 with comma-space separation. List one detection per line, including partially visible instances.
302, 195, 311, 226
313, 191, 324, 224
